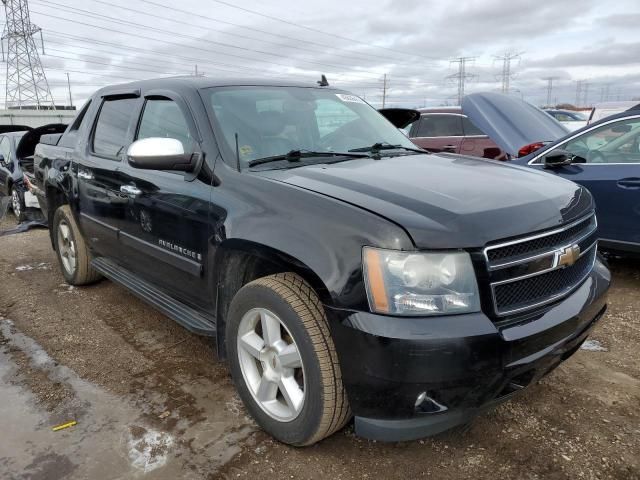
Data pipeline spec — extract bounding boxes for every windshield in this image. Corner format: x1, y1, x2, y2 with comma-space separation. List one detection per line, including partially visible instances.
206, 86, 417, 167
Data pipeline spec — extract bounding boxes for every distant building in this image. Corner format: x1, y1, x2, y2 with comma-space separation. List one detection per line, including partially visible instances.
0, 108, 77, 128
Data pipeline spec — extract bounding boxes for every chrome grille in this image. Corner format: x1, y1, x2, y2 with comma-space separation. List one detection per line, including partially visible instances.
484, 214, 598, 317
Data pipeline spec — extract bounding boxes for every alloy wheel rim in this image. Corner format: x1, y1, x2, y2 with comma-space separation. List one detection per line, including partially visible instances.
237, 307, 305, 422
57, 221, 77, 275
11, 189, 20, 219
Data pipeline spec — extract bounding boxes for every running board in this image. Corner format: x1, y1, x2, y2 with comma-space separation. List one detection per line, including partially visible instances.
91, 257, 216, 337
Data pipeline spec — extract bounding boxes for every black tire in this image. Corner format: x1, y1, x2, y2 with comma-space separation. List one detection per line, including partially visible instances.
53, 205, 102, 285
9, 185, 26, 223
226, 273, 351, 446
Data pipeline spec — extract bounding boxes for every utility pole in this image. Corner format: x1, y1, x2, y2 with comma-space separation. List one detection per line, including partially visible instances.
446, 57, 476, 105
582, 81, 590, 107
575, 80, 584, 107
381, 73, 388, 108
65, 72, 72, 108
600, 83, 611, 102
494, 52, 521, 94
1, 0, 55, 109
542, 76, 559, 107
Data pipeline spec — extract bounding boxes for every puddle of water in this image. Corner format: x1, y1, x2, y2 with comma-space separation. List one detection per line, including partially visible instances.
0, 318, 254, 479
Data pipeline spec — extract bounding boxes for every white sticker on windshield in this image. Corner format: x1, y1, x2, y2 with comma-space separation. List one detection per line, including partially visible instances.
336, 93, 365, 104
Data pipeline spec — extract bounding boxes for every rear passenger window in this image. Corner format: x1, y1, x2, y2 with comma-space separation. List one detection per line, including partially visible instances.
137, 98, 194, 151
92, 98, 139, 158
416, 115, 463, 137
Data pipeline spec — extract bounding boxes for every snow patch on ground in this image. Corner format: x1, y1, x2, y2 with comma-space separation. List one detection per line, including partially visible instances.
128, 429, 174, 473
581, 339, 608, 352
15, 262, 50, 271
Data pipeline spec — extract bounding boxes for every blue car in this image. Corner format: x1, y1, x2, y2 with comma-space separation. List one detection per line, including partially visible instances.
462, 93, 640, 255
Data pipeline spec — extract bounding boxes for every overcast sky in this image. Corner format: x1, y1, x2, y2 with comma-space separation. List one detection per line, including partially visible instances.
6, 0, 640, 108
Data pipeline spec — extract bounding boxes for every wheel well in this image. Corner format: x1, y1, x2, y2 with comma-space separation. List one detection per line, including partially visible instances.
46, 185, 67, 247
213, 241, 330, 359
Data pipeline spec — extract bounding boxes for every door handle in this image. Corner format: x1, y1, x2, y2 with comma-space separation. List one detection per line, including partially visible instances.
442, 145, 457, 152
77, 169, 93, 180
120, 185, 142, 196
617, 178, 640, 189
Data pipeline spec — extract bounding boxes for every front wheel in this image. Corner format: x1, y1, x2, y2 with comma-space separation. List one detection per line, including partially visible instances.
226, 273, 351, 446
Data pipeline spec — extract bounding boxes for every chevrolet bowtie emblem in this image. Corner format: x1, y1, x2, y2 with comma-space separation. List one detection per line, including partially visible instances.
557, 244, 581, 267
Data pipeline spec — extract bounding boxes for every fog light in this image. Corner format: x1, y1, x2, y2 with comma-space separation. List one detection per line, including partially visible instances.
414, 391, 448, 414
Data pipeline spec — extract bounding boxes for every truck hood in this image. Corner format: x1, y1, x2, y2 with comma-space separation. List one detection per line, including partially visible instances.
462, 92, 569, 157
258, 153, 593, 249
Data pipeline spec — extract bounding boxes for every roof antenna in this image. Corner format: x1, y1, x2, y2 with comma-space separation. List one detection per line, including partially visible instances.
317, 74, 329, 87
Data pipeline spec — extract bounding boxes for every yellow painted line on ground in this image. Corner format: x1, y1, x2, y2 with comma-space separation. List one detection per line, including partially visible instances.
52, 420, 77, 432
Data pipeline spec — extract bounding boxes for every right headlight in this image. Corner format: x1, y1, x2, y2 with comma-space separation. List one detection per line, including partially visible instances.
362, 247, 481, 316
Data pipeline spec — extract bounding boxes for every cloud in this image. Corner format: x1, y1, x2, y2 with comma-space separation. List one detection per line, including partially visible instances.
529, 42, 640, 68
9, 0, 639, 107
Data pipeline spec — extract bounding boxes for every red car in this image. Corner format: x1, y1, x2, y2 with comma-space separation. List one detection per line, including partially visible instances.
406, 107, 506, 159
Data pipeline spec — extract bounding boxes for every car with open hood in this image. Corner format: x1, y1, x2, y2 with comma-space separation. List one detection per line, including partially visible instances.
513, 110, 640, 255
0, 124, 66, 223
457, 92, 640, 256
32, 77, 609, 445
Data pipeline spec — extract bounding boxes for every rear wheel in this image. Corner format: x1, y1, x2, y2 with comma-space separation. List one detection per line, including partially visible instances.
10, 186, 26, 223
53, 205, 102, 285
227, 273, 351, 446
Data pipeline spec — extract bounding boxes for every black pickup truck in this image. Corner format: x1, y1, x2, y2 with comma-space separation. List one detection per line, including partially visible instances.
33, 77, 610, 445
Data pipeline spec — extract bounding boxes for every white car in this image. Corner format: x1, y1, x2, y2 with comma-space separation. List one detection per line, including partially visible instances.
588, 101, 640, 124
544, 109, 588, 131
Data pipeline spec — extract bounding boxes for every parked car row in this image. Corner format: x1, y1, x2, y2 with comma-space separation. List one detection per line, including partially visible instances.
0, 123, 67, 223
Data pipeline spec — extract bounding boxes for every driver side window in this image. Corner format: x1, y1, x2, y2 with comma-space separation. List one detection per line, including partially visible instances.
137, 98, 194, 152
553, 117, 640, 164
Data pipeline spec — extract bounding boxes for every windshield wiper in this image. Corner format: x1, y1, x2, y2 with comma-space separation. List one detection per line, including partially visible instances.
349, 142, 428, 155
248, 149, 369, 168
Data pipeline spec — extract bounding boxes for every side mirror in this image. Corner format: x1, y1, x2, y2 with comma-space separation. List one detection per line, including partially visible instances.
544, 149, 574, 169
127, 138, 197, 172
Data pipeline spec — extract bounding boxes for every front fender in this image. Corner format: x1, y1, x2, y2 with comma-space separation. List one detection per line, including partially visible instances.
210, 171, 414, 311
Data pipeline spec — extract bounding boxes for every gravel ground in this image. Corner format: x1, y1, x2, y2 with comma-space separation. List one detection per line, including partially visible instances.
0, 215, 638, 480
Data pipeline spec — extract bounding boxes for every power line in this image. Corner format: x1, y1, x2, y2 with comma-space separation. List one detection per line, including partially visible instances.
32, 0, 400, 68
133, 0, 416, 66
29, 7, 398, 82
205, 0, 441, 62
42, 34, 429, 89
446, 57, 476, 105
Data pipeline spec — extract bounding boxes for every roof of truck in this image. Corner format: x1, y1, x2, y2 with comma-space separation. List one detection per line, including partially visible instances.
94, 76, 341, 95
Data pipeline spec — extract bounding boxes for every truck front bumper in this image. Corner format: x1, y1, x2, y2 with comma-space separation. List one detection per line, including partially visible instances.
327, 258, 610, 442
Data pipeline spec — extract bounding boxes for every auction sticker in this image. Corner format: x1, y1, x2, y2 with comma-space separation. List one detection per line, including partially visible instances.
336, 93, 365, 104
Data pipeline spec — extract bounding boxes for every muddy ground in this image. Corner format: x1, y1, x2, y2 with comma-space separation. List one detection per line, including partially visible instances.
0, 214, 638, 480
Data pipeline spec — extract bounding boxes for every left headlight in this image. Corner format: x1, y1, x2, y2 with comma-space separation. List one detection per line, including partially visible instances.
362, 247, 481, 316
